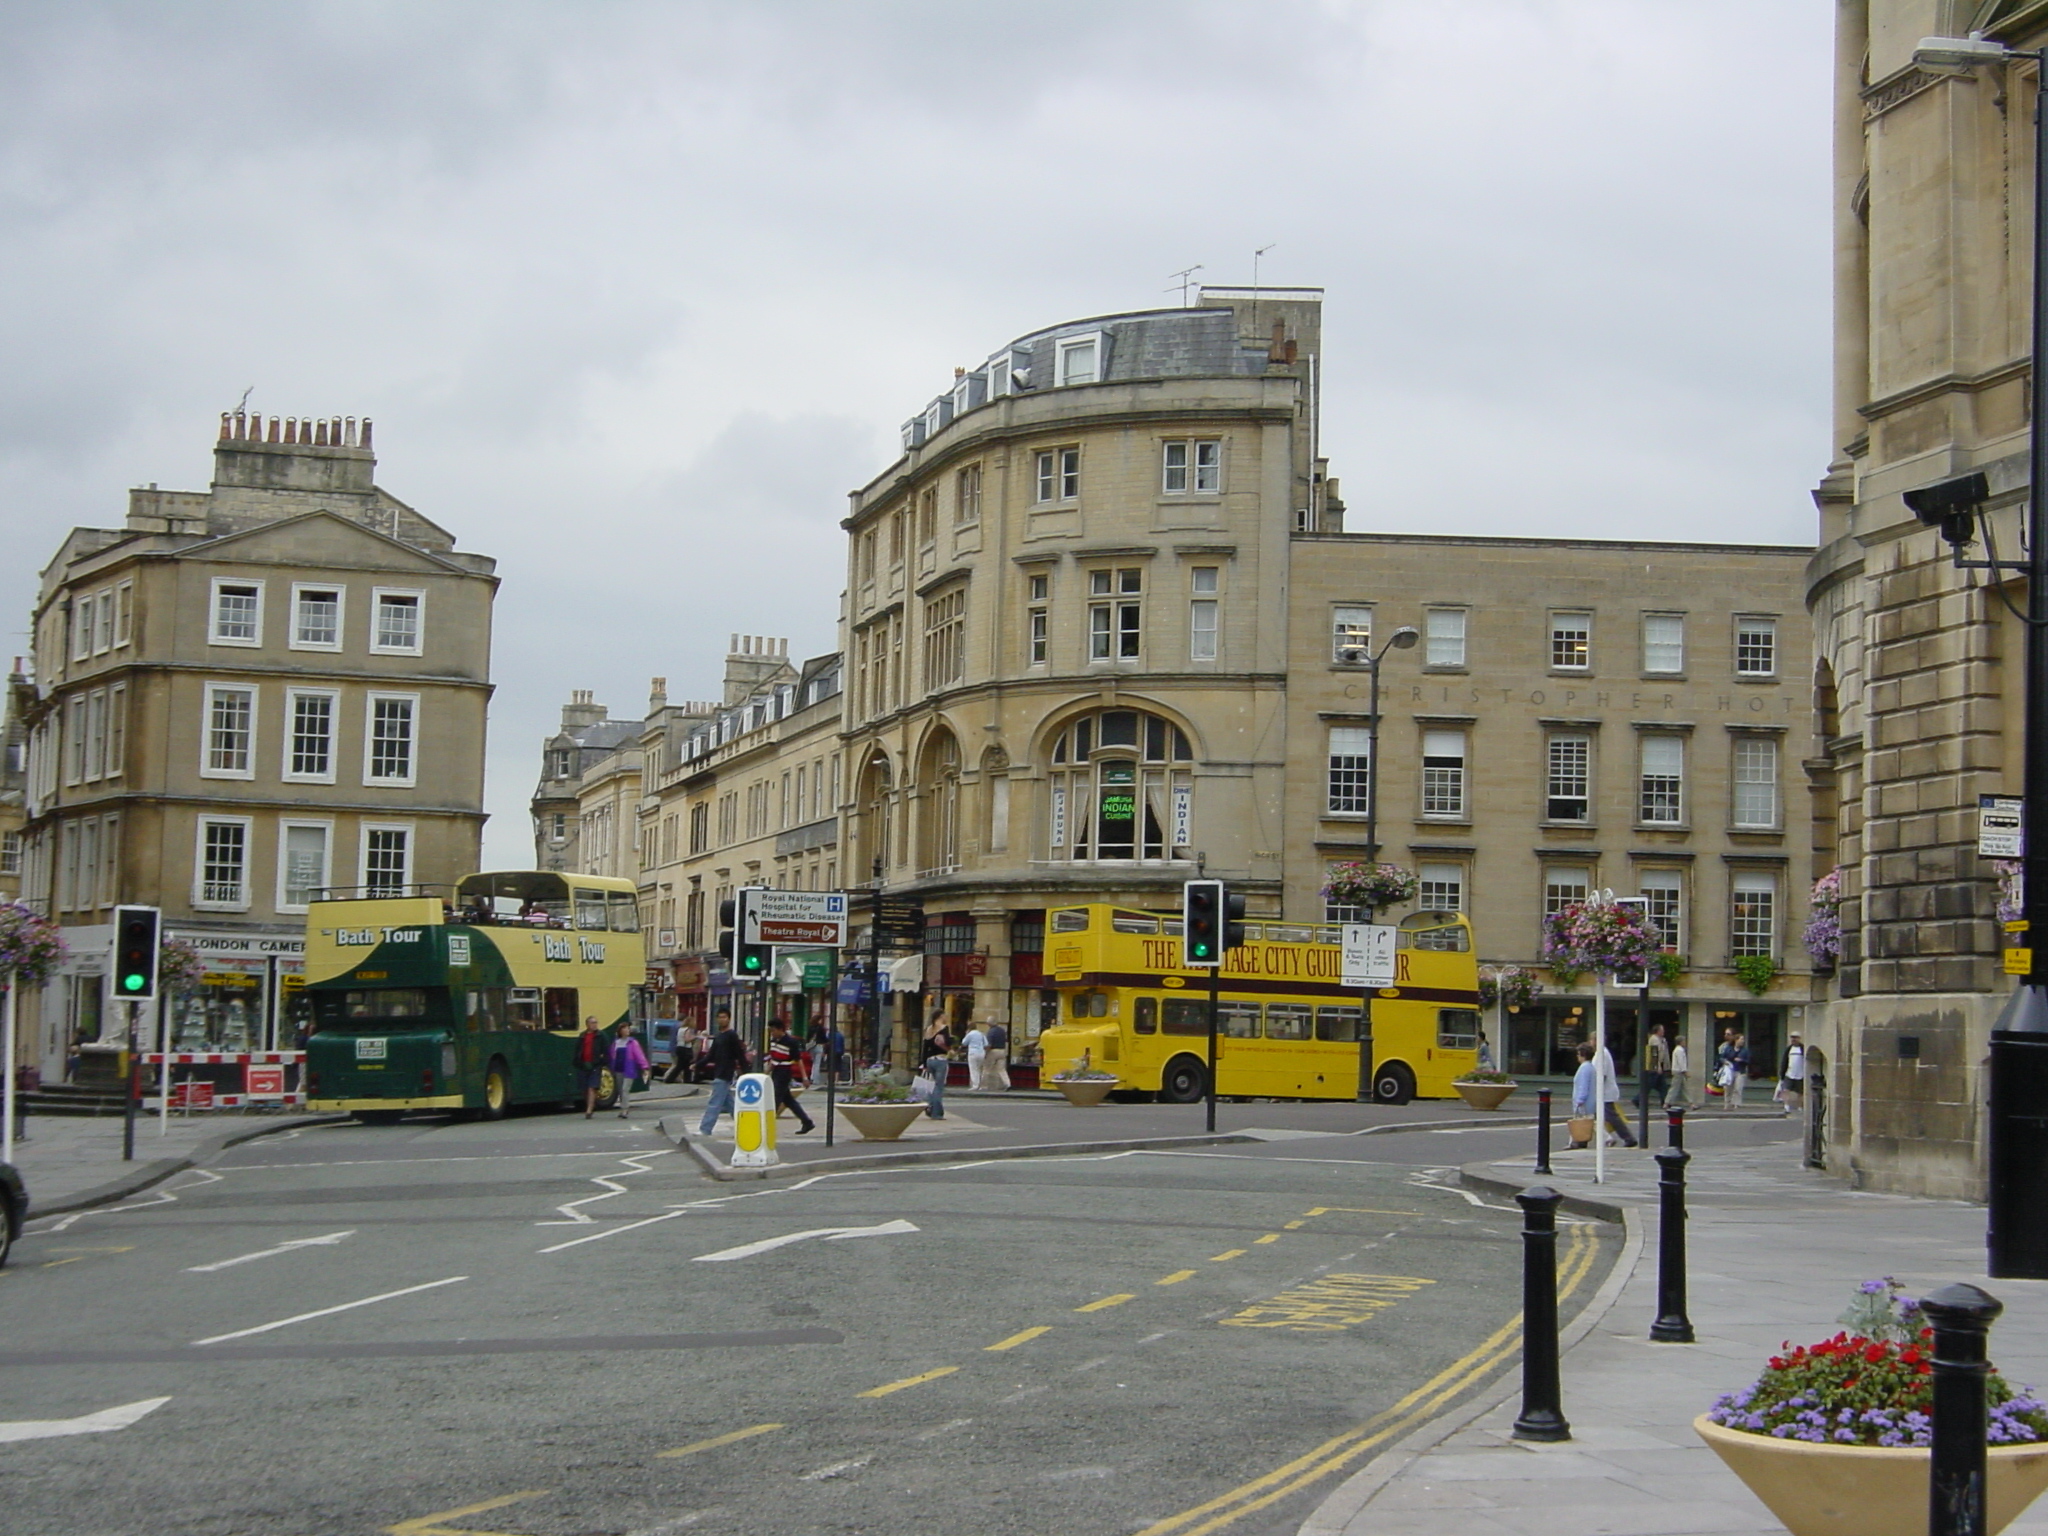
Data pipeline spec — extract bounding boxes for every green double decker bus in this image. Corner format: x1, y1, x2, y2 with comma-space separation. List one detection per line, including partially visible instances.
303, 871, 644, 1123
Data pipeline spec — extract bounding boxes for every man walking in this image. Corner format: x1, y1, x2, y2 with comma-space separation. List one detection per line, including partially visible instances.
767, 1022, 816, 1134
696, 1008, 747, 1138
1597, 1041, 1638, 1147
922, 1014, 951, 1120
982, 1021, 1010, 1092
1718, 1028, 1749, 1111
1778, 1032, 1807, 1118
1640, 1022, 1671, 1121
1667, 1032, 1692, 1110
576, 1016, 609, 1119
962, 1021, 989, 1092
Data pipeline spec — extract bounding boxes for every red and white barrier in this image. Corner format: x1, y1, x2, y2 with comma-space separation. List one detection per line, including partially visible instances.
144, 1051, 305, 1110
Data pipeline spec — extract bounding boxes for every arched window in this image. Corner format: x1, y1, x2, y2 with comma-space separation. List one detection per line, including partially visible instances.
917, 730, 961, 876
1044, 708, 1194, 862
857, 751, 893, 877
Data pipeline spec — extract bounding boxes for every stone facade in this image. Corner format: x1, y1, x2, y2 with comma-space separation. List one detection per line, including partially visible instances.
1808, 1, 2046, 1198
13, 413, 496, 1076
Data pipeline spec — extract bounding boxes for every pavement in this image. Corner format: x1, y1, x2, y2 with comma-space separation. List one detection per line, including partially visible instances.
1298, 1120, 2048, 1536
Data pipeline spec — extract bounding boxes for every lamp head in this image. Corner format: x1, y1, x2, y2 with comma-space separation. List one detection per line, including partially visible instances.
1389, 626, 1420, 650
1913, 33, 2013, 69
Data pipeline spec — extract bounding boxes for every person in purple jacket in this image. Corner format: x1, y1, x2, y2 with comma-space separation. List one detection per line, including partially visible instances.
609, 1024, 651, 1120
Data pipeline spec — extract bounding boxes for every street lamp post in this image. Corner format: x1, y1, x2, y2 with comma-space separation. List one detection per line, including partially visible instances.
1909, 32, 2048, 1278
1362, 626, 1420, 864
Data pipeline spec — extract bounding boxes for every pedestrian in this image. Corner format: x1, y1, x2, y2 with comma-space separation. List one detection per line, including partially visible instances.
1718, 1029, 1750, 1111
768, 1022, 816, 1134
962, 1021, 989, 1091
1777, 1033, 1807, 1118
610, 1024, 650, 1119
1667, 1032, 1692, 1110
922, 1015, 952, 1119
982, 1020, 1010, 1092
696, 1008, 748, 1137
1569, 1042, 1598, 1149
575, 1016, 609, 1119
1596, 1041, 1638, 1147
1640, 1022, 1671, 1118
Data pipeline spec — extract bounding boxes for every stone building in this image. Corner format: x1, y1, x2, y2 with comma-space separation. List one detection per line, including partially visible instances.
14, 413, 496, 1079
1806, 1, 2048, 1198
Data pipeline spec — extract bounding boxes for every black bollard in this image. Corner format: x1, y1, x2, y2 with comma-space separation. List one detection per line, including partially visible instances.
1534, 1089, 1553, 1175
1667, 1103, 1685, 1152
1650, 1147, 1694, 1343
1512, 1185, 1571, 1442
1923, 1283, 2004, 1536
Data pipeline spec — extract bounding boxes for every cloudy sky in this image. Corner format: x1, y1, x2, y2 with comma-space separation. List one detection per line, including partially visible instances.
0, 1, 1835, 868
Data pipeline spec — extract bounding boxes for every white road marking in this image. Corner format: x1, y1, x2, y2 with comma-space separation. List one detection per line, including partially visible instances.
229, 1150, 669, 1170
538, 1208, 691, 1253
798, 1456, 872, 1481
691, 1219, 918, 1263
913, 1417, 973, 1441
34, 1169, 223, 1232
537, 1152, 670, 1226
185, 1231, 354, 1273
191, 1276, 466, 1345
0, 1397, 170, 1443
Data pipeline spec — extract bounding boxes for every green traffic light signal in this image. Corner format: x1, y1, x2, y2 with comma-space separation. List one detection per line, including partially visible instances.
122, 972, 146, 993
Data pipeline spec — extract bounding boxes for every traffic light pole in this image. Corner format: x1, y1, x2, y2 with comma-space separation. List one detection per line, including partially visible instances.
1205, 963, 1220, 1135
122, 999, 141, 1162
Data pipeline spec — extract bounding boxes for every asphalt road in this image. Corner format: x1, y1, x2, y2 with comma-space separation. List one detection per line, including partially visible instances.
0, 1107, 1636, 1536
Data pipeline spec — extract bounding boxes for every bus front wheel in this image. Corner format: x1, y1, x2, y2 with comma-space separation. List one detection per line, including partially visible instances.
1372, 1062, 1416, 1106
482, 1059, 511, 1120
1159, 1056, 1210, 1104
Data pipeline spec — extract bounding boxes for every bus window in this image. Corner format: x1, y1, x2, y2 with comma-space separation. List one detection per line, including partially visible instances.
1264, 1004, 1311, 1041
1070, 990, 1109, 1019
1316, 1006, 1364, 1042
1221, 1003, 1260, 1039
544, 988, 580, 1030
1400, 913, 1470, 952
507, 989, 543, 1030
1133, 997, 1157, 1034
1051, 909, 1092, 933
574, 893, 609, 930
465, 989, 507, 1032
1163, 1000, 1206, 1035
342, 988, 433, 1020
1438, 1009, 1482, 1049
608, 892, 640, 933
1110, 912, 1159, 935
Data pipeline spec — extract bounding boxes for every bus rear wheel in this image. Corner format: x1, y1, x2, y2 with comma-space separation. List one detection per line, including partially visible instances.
1372, 1062, 1416, 1105
482, 1059, 511, 1120
351, 1109, 404, 1126
1159, 1056, 1210, 1104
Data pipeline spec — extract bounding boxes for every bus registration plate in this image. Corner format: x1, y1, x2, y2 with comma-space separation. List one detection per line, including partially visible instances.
355, 1037, 388, 1060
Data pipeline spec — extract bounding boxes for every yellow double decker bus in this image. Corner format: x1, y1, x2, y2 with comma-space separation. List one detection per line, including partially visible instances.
303, 871, 644, 1123
1036, 904, 1481, 1104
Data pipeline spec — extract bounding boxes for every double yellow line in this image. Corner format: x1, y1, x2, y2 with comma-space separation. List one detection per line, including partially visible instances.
1135, 1222, 1601, 1536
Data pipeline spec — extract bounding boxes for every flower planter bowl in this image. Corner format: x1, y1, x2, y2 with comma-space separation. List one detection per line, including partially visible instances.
1694, 1413, 2048, 1536
1054, 1079, 1117, 1107
835, 1102, 926, 1141
1453, 1081, 1518, 1111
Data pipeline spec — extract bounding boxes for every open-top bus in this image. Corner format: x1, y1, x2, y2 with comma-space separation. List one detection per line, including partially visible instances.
1035, 904, 1481, 1103
303, 871, 644, 1123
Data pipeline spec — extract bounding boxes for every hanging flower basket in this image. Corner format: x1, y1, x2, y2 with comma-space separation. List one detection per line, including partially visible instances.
1321, 861, 1418, 914
1804, 869, 1842, 971
1478, 964, 1542, 1011
0, 903, 66, 988
1541, 897, 1661, 980
159, 939, 206, 990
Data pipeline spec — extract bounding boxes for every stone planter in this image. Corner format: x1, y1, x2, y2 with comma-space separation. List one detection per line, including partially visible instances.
835, 1102, 926, 1141
1053, 1078, 1117, 1107
1694, 1412, 2048, 1536
1453, 1081, 1517, 1111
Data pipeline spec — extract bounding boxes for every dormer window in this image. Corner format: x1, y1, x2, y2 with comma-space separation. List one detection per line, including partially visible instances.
1057, 333, 1102, 386
988, 354, 1012, 397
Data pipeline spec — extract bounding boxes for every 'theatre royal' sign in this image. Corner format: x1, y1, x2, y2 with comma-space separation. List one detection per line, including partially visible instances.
743, 891, 849, 948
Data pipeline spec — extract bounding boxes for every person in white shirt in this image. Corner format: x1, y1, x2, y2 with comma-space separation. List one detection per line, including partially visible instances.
962, 1024, 989, 1091
1596, 1044, 1638, 1147
1667, 1036, 1692, 1109
1778, 1034, 1807, 1117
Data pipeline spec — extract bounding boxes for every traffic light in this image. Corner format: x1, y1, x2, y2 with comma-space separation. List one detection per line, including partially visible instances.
734, 888, 770, 978
1223, 888, 1248, 952
112, 905, 161, 1002
1183, 880, 1223, 967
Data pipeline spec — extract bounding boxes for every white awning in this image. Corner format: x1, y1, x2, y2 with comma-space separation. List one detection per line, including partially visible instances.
883, 954, 924, 993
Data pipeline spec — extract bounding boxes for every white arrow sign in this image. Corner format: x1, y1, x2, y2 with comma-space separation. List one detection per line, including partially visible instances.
185, 1231, 355, 1273
691, 1219, 919, 1263
0, 1397, 169, 1444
